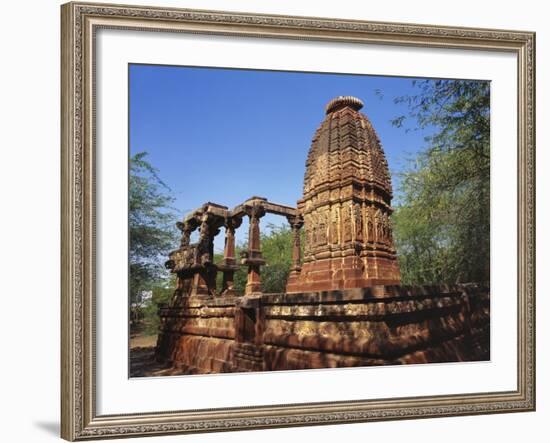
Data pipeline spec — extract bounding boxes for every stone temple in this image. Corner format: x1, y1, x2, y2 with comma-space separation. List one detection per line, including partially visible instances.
153, 96, 489, 374
287, 96, 400, 293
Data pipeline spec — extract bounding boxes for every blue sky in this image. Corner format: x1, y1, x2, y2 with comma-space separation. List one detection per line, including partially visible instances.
129, 64, 434, 251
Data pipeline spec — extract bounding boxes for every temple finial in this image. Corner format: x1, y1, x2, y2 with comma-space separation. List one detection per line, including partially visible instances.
325, 96, 364, 114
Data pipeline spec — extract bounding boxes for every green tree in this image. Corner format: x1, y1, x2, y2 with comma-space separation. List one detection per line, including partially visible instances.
391, 80, 490, 285
141, 277, 177, 335
129, 152, 178, 328
258, 224, 294, 293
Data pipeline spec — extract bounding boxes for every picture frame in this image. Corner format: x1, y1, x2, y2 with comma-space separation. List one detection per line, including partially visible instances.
60, 1, 536, 440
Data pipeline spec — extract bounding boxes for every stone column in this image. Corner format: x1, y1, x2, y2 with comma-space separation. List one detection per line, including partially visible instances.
288, 216, 304, 272
220, 216, 242, 296
198, 215, 213, 265
176, 220, 193, 248
241, 204, 266, 295
189, 215, 215, 296
173, 220, 196, 296
285, 215, 304, 293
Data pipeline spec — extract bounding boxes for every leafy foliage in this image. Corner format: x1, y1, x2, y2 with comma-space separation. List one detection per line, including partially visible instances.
141, 279, 176, 335
257, 224, 294, 293
392, 80, 490, 285
129, 152, 178, 328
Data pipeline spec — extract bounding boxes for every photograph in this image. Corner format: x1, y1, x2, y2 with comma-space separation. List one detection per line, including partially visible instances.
128, 65, 491, 377
57, 2, 536, 440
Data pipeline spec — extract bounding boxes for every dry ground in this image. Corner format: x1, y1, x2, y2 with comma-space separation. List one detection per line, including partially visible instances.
129, 333, 191, 377
130, 333, 158, 349
129, 334, 171, 377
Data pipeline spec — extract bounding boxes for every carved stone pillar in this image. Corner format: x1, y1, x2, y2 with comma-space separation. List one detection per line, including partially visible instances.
241, 204, 266, 295
176, 220, 193, 248
198, 215, 213, 265
288, 216, 304, 272
173, 220, 196, 296
285, 215, 304, 293
219, 216, 242, 296
190, 214, 217, 296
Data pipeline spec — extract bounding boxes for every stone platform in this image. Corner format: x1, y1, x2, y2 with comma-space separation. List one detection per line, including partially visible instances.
155, 283, 490, 374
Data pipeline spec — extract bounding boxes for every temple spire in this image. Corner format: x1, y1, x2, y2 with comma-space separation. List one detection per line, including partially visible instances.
287, 95, 400, 293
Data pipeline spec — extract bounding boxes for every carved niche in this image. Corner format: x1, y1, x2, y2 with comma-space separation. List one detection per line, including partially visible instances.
375, 209, 383, 243
342, 203, 352, 242
366, 206, 374, 243
353, 202, 363, 242
317, 208, 328, 246
330, 205, 340, 245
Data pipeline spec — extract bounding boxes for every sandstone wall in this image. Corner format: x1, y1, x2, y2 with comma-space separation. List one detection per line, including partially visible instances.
156, 296, 237, 374
155, 284, 489, 375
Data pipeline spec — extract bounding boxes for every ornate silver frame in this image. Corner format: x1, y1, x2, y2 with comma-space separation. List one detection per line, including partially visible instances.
61, 1, 536, 440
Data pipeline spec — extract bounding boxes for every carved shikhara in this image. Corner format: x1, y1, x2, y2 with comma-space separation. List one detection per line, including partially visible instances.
60, 1, 535, 441
288, 96, 401, 293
